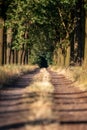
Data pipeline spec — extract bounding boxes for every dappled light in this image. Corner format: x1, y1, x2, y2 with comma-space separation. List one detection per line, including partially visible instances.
0, 67, 87, 130
0, 0, 87, 130
0, 68, 58, 130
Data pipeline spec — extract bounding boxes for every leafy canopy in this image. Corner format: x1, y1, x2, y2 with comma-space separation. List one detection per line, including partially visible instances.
5, 0, 78, 64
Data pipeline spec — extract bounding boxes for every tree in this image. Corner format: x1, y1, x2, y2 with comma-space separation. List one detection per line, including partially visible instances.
84, 0, 87, 66
2, 0, 86, 67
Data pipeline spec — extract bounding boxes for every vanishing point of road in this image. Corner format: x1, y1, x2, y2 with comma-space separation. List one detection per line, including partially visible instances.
0, 68, 87, 130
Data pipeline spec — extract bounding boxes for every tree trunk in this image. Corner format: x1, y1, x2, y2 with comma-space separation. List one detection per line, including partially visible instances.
57, 48, 64, 67
65, 46, 70, 67
0, 18, 4, 65
6, 28, 12, 64
84, 7, 87, 66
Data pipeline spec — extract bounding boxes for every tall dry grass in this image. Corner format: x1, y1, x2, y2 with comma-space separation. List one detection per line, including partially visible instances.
24, 68, 56, 130
0, 64, 38, 88
50, 65, 87, 90
27, 68, 54, 93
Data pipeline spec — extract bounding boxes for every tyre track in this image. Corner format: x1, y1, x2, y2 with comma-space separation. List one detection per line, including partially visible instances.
1, 68, 87, 130
48, 69, 87, 130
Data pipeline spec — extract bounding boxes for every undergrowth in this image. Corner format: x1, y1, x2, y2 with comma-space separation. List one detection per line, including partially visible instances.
50, 65, 87, 90
0, 64, 38, 88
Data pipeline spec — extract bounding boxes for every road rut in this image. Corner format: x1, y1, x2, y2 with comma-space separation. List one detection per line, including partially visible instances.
0, 68, 87, 130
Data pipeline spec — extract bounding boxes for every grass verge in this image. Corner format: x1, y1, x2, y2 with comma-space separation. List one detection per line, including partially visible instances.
0, 64, 38, 88
24, 68, 55, 130
50, 65, 87, 90
26, 68, 54, 93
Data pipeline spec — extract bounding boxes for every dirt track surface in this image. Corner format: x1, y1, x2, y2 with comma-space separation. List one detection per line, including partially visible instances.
0, 68, 87, 130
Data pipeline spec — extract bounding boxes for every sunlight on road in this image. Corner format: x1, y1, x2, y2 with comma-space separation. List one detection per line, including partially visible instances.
23, 68, 58, 130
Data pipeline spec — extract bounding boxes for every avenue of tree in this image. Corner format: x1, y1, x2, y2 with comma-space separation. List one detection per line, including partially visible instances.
0, 0, 87, 67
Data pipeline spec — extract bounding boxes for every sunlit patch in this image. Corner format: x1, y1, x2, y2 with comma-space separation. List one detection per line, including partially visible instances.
0, 65, 38, 87
26, 68, 54, 93
28, 81, 54, 93
50, 66, 87, 90
23, 68, 56, 129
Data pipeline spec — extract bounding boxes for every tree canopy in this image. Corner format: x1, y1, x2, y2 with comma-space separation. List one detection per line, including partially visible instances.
0, 0, 86, 66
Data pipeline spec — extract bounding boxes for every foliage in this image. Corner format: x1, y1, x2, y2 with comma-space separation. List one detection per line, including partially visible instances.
84, 3, 87, 10
4, 0, 79, 65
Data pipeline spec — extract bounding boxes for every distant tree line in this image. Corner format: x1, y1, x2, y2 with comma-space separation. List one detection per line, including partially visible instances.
0, 0, 87, 67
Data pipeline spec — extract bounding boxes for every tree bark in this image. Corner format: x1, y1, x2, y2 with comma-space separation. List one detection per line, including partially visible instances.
65, 46, 70, 67
0, 18, 4, 65
84, 6, 87, 66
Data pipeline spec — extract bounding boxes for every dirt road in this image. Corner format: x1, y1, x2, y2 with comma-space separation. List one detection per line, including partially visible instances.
0, 68, 87, 130
49, 70, 87, 130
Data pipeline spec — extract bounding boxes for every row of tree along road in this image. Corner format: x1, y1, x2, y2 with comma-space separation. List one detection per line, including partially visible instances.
0, 0, 87, 68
